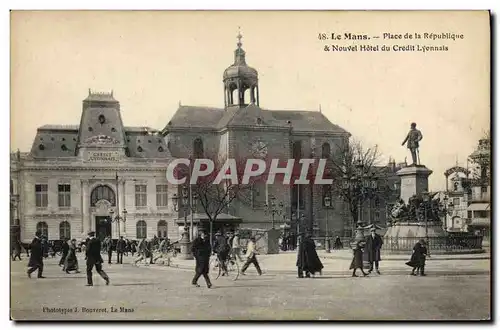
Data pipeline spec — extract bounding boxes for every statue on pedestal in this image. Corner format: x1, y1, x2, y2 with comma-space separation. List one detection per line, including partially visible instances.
402, 122, 423, 165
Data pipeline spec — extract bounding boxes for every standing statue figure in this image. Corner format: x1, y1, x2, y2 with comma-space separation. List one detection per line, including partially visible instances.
401, 122, 423, 165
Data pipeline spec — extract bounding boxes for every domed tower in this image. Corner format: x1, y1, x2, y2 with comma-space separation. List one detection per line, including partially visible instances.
223, 31, 259, 108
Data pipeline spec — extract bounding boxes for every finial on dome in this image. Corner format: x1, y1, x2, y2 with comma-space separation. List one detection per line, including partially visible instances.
88, 88, 91, 95
319, 104, 322, 113
237, 26, 243, 49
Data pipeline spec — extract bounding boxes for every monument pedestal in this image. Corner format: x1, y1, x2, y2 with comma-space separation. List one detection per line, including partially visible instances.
397, 165, 433, 204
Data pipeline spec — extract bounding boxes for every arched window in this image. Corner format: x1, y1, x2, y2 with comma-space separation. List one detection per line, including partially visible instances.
36, 221, 48, 239
136, 220, 147, 239
59, 221, 71, 240
321, 142, 331, 159
193, 138, 204, 159
91, 185, 116, 206
157, 220, 168, 238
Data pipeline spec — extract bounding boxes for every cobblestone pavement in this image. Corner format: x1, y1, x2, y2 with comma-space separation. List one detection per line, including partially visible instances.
10, 255, 490, 321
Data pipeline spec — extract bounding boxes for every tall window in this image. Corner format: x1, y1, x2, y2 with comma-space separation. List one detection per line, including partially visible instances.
10, 180, 13, 195
321, 142, 331, 159
59, 221, 71, 240
156, 185, 168, 207
193, 138, 204, 159
36, 221, 48, 238
135, 185, 147, 207
91, 185, 116, 206
136, 220, 147, 239
157, 220, 168, 238
252, 183, 267, 208
291, 185, 305, 210
58, 184, 71, 207
35, 184, 48, 207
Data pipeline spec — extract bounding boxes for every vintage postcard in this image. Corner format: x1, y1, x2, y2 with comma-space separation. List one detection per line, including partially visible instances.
9, 10, 490, 321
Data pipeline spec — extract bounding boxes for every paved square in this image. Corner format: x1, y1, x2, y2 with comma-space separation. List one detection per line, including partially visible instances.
10, 255, 490, 320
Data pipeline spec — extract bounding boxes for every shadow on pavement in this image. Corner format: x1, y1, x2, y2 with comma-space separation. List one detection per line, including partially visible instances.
111, 283, 160, 286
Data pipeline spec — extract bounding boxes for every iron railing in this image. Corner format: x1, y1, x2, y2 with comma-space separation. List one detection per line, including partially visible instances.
381, 235, 483, 253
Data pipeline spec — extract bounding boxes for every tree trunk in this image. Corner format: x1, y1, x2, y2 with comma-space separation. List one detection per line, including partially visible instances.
209, 221, 213, 248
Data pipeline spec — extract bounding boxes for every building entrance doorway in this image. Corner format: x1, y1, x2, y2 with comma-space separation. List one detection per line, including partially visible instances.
95, 216, 111, 241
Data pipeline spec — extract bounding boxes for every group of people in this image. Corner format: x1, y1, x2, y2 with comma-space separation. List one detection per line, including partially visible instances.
349, 227, 429, 277
26, 230, 110, 286
190, 230, 263, 288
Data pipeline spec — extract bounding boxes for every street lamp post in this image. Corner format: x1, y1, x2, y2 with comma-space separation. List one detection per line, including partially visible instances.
324, 195, 332, 253
264, 195, 284, 230
171, 185, 197, 260
109, 208, 127, 239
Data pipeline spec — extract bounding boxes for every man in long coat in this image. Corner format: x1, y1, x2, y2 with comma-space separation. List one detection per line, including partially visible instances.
365, 228, 383, 274
296, 233, 324, 278
104, 236, 113, 264
59, 239, 70, 268
85, 231, 110, 286
27, 231, 45, 278
116, 236, 125, 264
191, 231, 212, 288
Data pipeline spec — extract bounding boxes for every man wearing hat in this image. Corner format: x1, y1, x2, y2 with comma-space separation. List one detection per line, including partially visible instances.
85, 231, 110, 286
212, 231, 230, 275
191, 231, 212, 288
365, 227, 383, 275
27, 230, 45, 279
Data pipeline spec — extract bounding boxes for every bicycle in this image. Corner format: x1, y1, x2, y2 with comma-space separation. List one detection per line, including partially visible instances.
209, 253, 240, 281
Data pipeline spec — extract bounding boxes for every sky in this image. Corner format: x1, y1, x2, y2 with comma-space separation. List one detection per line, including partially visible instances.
10, 11, 490, 191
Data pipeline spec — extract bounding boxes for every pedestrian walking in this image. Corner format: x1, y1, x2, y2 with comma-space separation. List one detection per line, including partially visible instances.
116, 236, 125, 264
134, 238, 150, 266
334, 236, 343, 250
230, 232, 243, 262
64, 239, 80, 274
27, 231, 45, 279
85, 231, 110, 286
12, 240, 22, 261
296, 233, 324, 278
59, 239, 70, 268
350, 240, 368, 277
241, 237, 262, 276
104, 236, 113, 264
365, 228, 383, 274
406, 239, 430, 276
191, 231, 212, 288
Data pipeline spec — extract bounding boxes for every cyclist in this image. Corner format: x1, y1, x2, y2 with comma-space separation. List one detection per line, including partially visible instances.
212, 231, 230, 275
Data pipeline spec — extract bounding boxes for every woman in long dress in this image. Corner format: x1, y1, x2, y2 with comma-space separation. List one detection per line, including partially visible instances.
349, 240, 368, 277
64, 239, 80, 274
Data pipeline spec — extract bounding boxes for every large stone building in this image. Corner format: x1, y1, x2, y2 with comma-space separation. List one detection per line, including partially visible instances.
12, 34, 403, 244
11, 91, 178, 243
161, 34, 351, 237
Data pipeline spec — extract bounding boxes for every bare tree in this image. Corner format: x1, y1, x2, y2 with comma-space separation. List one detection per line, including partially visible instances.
185, 157, 256, 246
328, 138, 385, 233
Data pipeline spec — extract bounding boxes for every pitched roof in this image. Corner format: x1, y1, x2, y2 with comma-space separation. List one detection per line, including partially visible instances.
164, 104, 350, 134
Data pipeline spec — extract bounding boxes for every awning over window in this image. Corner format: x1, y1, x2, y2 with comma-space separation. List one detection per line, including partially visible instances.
467, 203, 490, 211
469, 218, 490, 227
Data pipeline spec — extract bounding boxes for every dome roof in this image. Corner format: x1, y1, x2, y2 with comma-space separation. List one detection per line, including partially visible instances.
223, 33, 258, 81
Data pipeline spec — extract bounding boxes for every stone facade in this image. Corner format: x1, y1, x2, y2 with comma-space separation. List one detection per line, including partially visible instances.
11, 91, 180, 243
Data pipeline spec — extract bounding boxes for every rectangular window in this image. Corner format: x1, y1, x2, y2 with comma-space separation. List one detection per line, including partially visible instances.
453, 198, 460, 206
481, 186, 488, 193
135, 185, 148, 207
156, 185, 168, 207
35, 184, 48, 207
10, 180, 13, 195
58, 184, 71, 207
468, 211, 472, 219
291, 185, 305, 210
